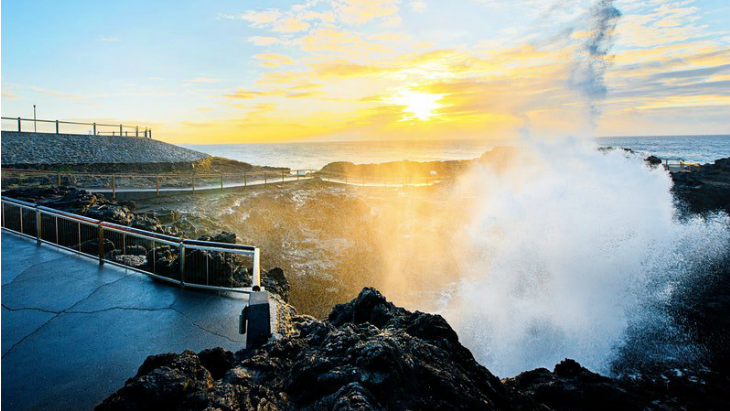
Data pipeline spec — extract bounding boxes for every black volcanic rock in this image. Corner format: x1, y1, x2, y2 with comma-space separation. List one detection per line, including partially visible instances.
97, 287, 730, 411
97, 288, 527, 411
672, 157, 730, 215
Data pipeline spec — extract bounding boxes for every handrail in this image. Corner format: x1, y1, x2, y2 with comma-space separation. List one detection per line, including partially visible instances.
1, 116, 152, 138
0, 195, 262, 293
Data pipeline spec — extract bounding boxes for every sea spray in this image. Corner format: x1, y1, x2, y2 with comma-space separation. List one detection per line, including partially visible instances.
434, 139, 730, 377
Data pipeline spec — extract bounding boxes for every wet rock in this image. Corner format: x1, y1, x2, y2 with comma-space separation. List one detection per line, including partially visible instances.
151, 209, 181, 224
672, 157, 730, 215
213, 231, 237, 244
263, 267, 290, 302
145, 246, 179, 277
645, 155, 662, 165
124, 245, 148, 256
80, 238, 115, 255
197, 348, 235, 380
113, 255, 147, 268
197, 231, 237, 244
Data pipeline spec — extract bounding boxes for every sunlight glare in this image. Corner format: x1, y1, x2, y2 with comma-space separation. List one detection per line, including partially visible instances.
385, 89, 445, 121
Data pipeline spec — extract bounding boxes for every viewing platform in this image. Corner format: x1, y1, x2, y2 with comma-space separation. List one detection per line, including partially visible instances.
1, 231, 248, 410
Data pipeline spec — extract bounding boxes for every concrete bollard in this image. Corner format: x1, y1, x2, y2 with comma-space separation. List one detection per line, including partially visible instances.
239, 290, 271, 349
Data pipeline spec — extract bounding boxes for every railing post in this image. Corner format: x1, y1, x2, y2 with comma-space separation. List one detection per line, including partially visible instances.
156, 176, 160, 196
179, 240, 186, 286
112, 175, 116, 198
120, 124, 123, 136
135, 126, 139, 138
98, 224, 105, 265
264, 173, 267, 185
36, 205, 42, 245
56, 120, 59, 134
244, 172, 247, 187
252, 248, 261, 289
17, 117, 21, 132
93, 123, 97, 136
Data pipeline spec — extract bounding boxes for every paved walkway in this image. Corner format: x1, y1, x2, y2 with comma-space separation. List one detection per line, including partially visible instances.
1, 231, 248, 410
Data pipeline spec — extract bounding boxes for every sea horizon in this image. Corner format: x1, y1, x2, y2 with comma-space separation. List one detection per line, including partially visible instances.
185, 134, 730, 170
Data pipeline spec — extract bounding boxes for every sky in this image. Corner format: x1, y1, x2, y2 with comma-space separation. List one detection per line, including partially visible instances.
2, 0, 729, 144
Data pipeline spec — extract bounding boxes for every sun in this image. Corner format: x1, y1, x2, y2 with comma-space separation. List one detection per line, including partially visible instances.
385, 89, 445, 121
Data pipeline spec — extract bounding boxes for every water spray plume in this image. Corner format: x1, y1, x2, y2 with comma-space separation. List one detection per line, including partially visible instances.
569, 0, 622, 126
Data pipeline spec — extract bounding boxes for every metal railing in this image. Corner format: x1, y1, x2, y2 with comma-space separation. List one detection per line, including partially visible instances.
1, 116, 152, 138
0, 196, 261, 293
1, 168, 317, 198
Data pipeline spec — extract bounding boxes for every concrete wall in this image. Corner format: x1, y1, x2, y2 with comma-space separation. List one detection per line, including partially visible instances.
1, 131, 208, 167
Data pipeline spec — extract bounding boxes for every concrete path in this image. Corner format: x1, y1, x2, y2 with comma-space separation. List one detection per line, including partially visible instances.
82, 175, 314, 200
1, 231, 248, 410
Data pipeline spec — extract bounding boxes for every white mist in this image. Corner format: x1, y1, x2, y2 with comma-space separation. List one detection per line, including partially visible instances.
437, 138, 730, 377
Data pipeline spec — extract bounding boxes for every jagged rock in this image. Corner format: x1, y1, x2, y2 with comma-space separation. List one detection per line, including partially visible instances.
197, 232, 237, 244
645, 155, 662, 165
80, 238, 115, 255
263, 267, 290, 302
197, 348, 235, 380
113, 255, 147, 268
124, 245, 148, 256
672, 157, 730, 215
151, 209, 181, 224
145, 246, 179, 277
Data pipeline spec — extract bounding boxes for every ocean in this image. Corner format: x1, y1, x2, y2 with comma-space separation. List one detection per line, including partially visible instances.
185, 135, 730, 170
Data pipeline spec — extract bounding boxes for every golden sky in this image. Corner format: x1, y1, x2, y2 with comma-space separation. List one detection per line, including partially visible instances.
2, 0, 729, 144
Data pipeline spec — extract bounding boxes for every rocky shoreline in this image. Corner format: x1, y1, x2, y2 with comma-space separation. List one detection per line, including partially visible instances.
96, 288, 730, 411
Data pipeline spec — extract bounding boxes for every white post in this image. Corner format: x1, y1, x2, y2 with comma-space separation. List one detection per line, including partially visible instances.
252, 248, 261, 289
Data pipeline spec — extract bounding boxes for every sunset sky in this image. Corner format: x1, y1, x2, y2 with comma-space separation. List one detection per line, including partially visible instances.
2, 0, 729, 144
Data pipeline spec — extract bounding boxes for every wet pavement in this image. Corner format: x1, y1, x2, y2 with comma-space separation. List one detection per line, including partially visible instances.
1, 231, 247, 410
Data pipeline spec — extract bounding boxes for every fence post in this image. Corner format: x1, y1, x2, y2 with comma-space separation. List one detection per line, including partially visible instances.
179, 241, 186, 286
191, 175, 195, 194
57, 173, 61, 186
252, 248, 261, 289
136, 126, 139, 138
244, 172, 247, 187
156, 176, 160, 196
220, 174, 224, 191
35, 206, 42, 245
119, 124, 123, 136
264, 173, 267, 185
56, 120, 59, 134
93, 123, 97, 136
98, 224, 105, 265
112, 175, 116, 198
17, 117, 21, 132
